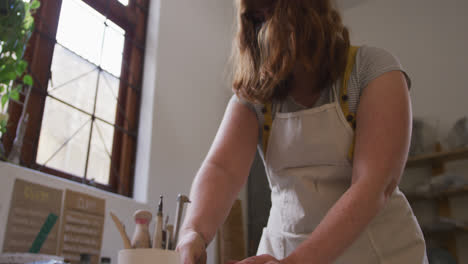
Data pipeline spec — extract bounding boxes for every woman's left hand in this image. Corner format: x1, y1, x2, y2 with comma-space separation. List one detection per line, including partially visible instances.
227, 254, 292, 264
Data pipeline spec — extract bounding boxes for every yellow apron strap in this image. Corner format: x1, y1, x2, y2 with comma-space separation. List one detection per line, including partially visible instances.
261, 46, 360, 157
262, 102, 273, 155
340, 46, 359, 161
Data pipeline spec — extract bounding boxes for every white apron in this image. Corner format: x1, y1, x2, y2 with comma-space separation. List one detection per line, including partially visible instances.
256, 82, 428, 263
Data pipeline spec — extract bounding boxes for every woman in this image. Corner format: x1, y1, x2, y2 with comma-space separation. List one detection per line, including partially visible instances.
177, 0, 428, 263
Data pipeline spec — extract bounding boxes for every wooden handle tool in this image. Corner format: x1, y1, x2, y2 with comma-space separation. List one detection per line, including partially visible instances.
131, 210, 153, 248
152, 196, 164, 248
165, 224, 174, 250
110, 212, 132, 249
172, 194, 191, 249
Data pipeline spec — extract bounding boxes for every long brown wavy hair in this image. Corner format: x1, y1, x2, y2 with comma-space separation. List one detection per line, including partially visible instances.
232, 0, 350, 104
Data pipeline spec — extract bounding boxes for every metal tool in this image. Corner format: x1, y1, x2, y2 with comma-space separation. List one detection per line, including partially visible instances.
110, 212, 132, 249
162, 215, 169, 249
172, 194, 191, 249
165, 224, 174, 250
152, 196, 164, 249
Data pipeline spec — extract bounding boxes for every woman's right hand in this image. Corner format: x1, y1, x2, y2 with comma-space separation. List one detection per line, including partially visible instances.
176, 229, 208, 264
176, 99, 259, 264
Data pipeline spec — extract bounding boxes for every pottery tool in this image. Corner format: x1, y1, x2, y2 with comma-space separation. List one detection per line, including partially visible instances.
152, 196, 164, 249
164, 215, 169, 229
172, 194, 191, 249
162, 215, 169, 249
165, 224, 174, 250
131, 210, 153, 248
110, 212, 132, 249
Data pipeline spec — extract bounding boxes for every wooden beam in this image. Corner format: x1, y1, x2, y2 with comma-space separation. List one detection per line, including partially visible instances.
81, 0, 136, 31
20, 0, 63, 167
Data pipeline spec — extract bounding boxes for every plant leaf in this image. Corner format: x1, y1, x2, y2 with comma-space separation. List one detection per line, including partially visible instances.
31, 0, 41, 10
16, 60, 28, 75
23, 13, 34, 29
23, 74, 33, 86
1, 71, 17, 82
1, 94, 8, 108
0, 120, 7, 134
10, 86, 21, 101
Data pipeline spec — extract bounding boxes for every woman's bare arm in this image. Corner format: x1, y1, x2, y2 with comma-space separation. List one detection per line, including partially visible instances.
180, 98, 259, 244
284, 71, 412, 264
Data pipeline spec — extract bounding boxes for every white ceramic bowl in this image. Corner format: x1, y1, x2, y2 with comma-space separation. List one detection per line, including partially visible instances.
118, 249, 180, 264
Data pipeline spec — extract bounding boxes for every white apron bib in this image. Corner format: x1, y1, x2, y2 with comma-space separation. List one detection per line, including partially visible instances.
256, 83, 428, 263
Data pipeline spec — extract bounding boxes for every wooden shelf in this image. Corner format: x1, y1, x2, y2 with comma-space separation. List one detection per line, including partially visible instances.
405, 185, 468, 200
405, 144, 467, 262
422, 218, 468, 235
406, 147, 468, 168
423, 227, 468, 237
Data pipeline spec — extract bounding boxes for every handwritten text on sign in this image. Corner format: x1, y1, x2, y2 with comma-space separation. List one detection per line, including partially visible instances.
58, 190, 105, 264
2, 179, 62, 255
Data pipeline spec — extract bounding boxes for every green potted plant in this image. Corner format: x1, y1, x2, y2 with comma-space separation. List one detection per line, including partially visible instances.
0, 0, 40, 159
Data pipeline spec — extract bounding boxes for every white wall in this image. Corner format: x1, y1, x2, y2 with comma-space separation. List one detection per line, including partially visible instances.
342, 0, 468, 263
0, 161, 153, 264
140, 0, 234, 205
343, 0, 468, 137
135, 0, 236, 263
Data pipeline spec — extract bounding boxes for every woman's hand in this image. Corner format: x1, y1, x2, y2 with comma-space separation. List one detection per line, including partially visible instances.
228, 254, 295, 264
176, 229, 207, 264
178, 99, 259, 263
